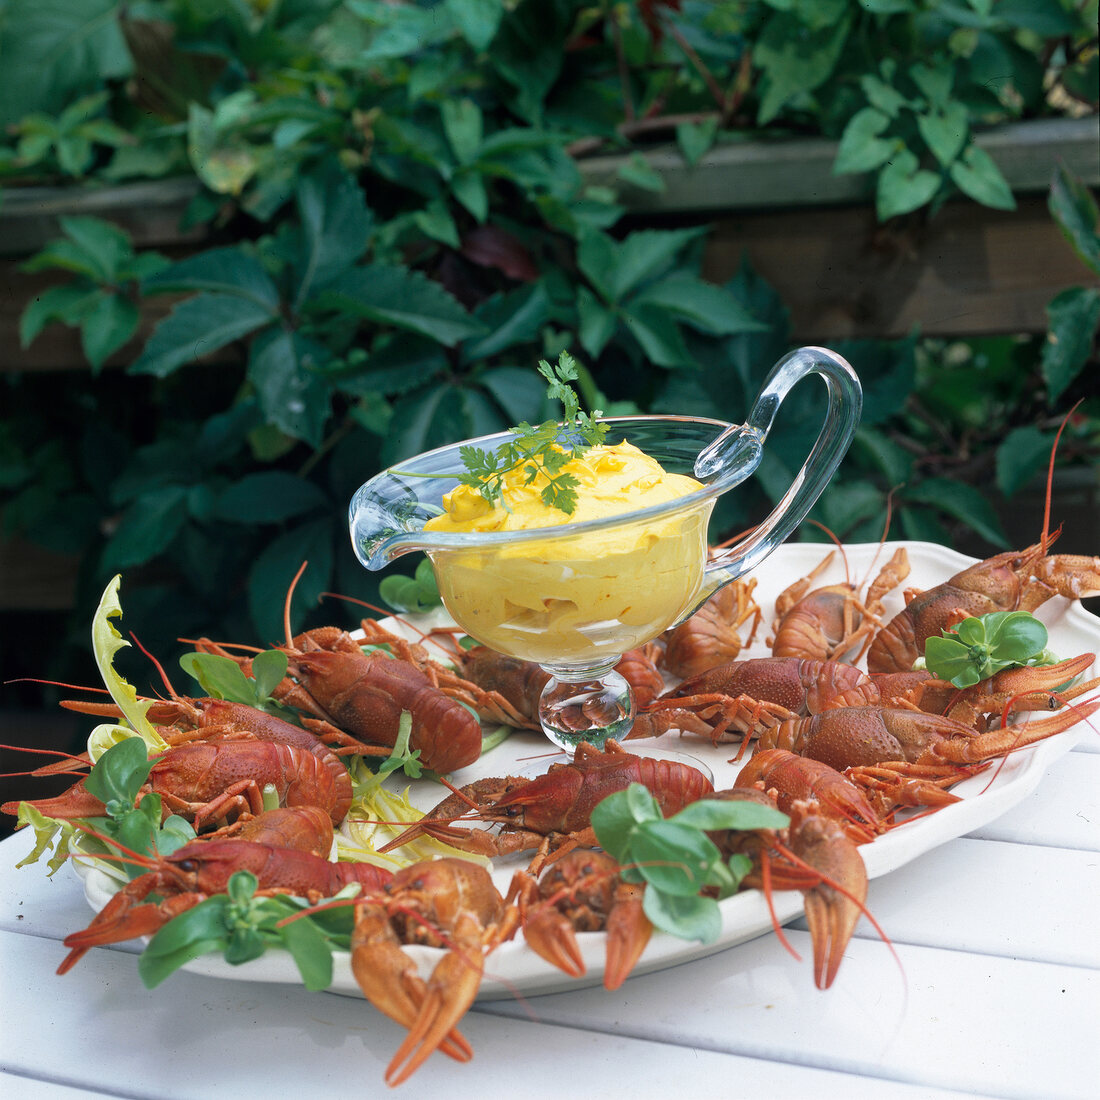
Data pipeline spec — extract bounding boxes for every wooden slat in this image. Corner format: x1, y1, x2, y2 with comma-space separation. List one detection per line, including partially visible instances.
0, 926, 967, 1100
700, 193, 1100, 340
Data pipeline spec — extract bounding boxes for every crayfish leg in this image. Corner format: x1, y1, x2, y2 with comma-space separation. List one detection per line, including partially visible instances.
59, 890, 203, 974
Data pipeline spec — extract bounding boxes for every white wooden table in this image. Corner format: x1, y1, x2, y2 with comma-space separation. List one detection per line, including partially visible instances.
2, 730, 1096, 1100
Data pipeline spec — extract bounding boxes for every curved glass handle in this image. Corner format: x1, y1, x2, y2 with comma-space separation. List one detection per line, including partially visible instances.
692, 346, 862, 606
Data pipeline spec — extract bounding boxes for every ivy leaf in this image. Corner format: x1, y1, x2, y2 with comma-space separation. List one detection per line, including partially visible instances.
213, 472, 329, 524
620, 304, 694, 368
293, 162, 373, 304
917, 103, 969, 167
577, 287, 618, 358
0, 0, 131, 128
451, 170, 489, 222
904, 477, 1009, 547
442, 98, 483, 166
630, 274, 766, 336
1042, 287, 1100, 403
617, 152, 665, 193
676, 118, 719, 167
248, 518, 335, 644
950, 145, 1016, 211
463, 282, 553, 363
80, 292, 138, 370
834, 108, 895, 175
445, 0, 503, 51
381, 382, 471, 465
312, 266, 485, 346
995, 425, 1055, 497
19, 284, 101, 347
1048, 164, 1100, 275
130, 293, 276, 378
860, 72, 911, 117
247, 329, 332, 448
877, 148, 941, 219
103, 486, 190, 569
755, 12, 852, 125
56, 216, 133, 283
141, 247, 281, 310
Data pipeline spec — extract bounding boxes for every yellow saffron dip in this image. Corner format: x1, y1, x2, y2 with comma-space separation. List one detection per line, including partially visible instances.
423, 442, 709, 663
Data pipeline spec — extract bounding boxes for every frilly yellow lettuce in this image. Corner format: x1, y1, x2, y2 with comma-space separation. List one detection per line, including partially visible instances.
91, 576, 169, 755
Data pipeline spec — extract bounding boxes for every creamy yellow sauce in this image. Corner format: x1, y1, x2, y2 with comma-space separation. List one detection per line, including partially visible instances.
424, 442, 709, 663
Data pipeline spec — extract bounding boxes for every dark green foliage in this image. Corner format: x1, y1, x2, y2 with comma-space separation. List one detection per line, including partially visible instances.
1, 1, 1097, 685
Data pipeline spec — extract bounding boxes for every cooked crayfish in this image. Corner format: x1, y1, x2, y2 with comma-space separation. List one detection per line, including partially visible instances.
3, 739, 354, 829
634, 657, 879, 754
511, 848, 651, 991
871, 652, 1099, 728
195, 625, 486, 774
438, 642, 667, 731
381, 740, 714, 861
867, 541, 1100, 674
734, 748, 883, 843
756, 697, 1100, 811
58, 829, 392, 974
660, 578, 763, 679
706, 788, 871, 989
771, 546, 910, 663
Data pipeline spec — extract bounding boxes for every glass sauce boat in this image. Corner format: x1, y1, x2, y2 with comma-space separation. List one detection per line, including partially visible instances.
349, 347, 862, 754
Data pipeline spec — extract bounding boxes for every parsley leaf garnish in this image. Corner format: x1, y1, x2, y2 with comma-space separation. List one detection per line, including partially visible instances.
458, 352, 607, 515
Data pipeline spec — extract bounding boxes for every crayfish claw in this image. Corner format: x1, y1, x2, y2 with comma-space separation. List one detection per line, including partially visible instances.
522, 905, 587, 978
602, 881, 652, 991
384, 942, 485, 1087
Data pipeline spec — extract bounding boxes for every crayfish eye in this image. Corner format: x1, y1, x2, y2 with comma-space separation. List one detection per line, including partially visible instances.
178, 859, 198, 872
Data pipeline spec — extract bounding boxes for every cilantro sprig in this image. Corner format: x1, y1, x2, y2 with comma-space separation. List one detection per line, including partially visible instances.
591, 784, 789, 944
922, 610, 1055, 688
458, 352, 607, 516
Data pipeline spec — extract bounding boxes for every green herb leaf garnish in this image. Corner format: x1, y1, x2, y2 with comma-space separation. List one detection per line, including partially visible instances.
76, 738, 197, 874
379, 557, 442, 613
458, 351, 607, 515
591, 783, 789, 944
922, 610, 1051, 688
179, 648, 297, 721
137, 870, 350, 991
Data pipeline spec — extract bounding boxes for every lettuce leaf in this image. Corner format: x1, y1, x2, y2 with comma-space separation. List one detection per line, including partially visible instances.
91, 576, 169, 753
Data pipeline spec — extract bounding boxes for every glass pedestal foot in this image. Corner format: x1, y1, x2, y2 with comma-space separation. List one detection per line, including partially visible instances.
537, 661, 635, 753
